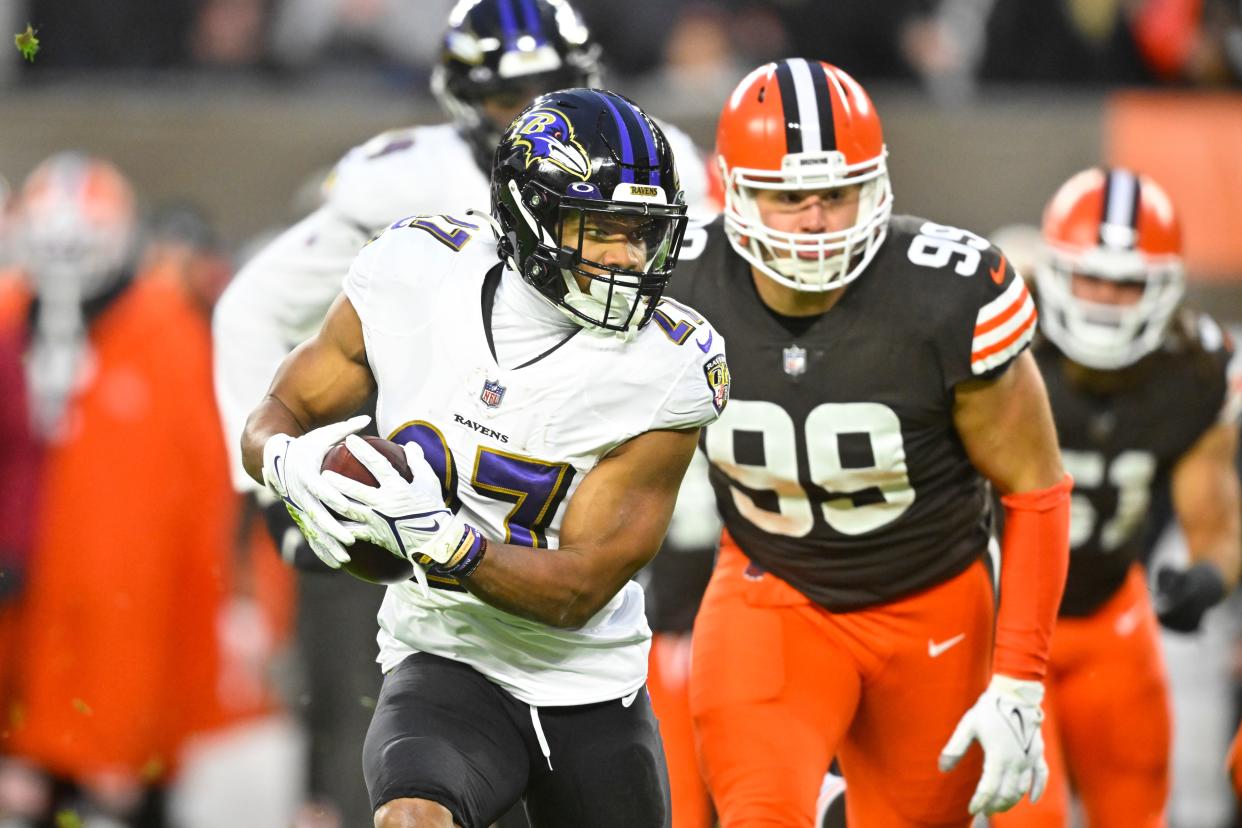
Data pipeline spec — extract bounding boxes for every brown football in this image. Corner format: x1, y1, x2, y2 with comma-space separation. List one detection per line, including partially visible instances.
321, 435, 416, 585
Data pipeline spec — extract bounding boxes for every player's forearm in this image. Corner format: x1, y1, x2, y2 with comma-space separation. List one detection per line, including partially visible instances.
240, 395, 308, 485
993, 474, 1072, 681
462, 541, 645, 629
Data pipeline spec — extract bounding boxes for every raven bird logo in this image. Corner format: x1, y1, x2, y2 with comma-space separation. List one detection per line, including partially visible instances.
510, 108, 592, 181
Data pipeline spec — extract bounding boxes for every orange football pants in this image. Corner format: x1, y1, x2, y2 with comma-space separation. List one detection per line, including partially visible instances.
649, 632, 714, 828
690, 534, 994, 827
992, 565, 1169, 828
1227, 722, 1242, 805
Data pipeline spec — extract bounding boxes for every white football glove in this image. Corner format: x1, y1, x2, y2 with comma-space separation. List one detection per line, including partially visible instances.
261, 415, 370, 569
939, 674, 1048, 816
322, 435, 474, 569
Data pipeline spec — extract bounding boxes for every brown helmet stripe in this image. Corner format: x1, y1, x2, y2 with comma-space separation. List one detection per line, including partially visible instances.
774, 60, 804, 154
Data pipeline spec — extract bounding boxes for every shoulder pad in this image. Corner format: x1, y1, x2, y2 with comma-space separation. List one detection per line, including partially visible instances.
325, 128, 424, 229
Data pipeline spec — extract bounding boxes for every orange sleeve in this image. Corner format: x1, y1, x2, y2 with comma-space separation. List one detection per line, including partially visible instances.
993, 474, 1072, 681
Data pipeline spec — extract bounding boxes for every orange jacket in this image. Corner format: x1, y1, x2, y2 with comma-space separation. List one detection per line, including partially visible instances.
4, 272, 241, 782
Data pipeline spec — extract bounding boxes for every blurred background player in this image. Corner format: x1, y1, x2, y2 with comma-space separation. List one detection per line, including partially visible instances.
667, 59, 1070, 826
211, 1, 716, 825
0, 153, 293, 828
993, 167, 1241, 828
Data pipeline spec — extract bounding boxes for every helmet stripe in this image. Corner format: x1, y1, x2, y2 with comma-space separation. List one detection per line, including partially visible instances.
599, 92, 638, 183
623, 97, 660, 186
599, 92, 659, 186
786, 59, 826, 154
518, 0, 547, 45
497, 0, 519, 46
1099, 168, 1141, 249
774, 61, 803, 153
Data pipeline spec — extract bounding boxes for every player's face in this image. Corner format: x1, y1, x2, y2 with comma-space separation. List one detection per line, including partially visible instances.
1070, 272, 1145, 307
753, 185, 862, 246
560, 212, 649, 284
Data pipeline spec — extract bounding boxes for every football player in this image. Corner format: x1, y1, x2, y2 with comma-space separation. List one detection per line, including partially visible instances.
213, 3, 720, 824
991, 169, 1240, 828
665, 59, 1071, 826
240, 89, 728, 828
212, 3, 715, 823
0, 154, 243, 827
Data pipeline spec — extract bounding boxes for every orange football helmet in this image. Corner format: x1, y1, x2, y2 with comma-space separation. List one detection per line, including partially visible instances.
1036, 167, 1184, 369
16, 152, 137, 302
716, 59, 891, 291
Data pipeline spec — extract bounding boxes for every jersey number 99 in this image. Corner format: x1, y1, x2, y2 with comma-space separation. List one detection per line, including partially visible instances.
705, 400, 914, 536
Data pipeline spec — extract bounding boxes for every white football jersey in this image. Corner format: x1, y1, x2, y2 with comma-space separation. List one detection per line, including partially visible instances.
214, 122, 713, 491
343, 215, 728, 706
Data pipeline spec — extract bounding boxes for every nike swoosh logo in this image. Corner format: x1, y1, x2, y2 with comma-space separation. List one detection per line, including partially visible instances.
928, 633, 966, 658
989, 254, 1007, 285
1003, 705, 1037, 753
696, 330, 713, 352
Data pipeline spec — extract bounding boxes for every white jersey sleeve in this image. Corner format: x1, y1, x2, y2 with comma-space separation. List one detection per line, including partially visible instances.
325, 124, 489, 232
342, 212, 486, 340
646, 297, 730, 432
213, 206, 371, 492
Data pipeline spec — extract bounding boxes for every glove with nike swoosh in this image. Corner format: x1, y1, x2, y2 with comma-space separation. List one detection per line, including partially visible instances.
322, 436, 487, 576
262, 415, 371, 570
939, 674, 1048, 816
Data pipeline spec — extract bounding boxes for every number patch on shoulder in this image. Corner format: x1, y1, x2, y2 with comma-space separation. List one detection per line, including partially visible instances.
390, 214, 479, 252
906, 222, 990, 276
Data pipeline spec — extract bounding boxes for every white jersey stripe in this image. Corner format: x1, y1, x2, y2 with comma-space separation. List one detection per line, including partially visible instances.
788, 58, 823, 154
975, 276, 1027, 326
972, 293, 1036, 353
1105, 169, 1138, 230
971, 313, 1036, 375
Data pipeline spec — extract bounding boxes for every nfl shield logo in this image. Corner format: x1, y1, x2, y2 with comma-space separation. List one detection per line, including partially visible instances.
480, 378, 506, 408
783, 345, 807, 377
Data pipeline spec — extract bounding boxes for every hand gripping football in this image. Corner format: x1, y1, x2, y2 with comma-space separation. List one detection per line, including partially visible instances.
321, 436, 416, 584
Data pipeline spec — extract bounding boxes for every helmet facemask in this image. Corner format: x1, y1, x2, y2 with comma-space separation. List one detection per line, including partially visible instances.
722, 149, 892, 293
1035, 245, 1185, 370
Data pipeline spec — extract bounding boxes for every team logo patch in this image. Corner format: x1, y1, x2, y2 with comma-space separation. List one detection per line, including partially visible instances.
480, 378, 506, 409
510, 108, 591, 181
703, 354, 731, 414
783, 344, 807, 377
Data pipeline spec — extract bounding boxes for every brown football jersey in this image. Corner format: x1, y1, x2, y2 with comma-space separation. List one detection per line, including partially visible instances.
1035, 312, 1235, 616
664, 215, 1034, 609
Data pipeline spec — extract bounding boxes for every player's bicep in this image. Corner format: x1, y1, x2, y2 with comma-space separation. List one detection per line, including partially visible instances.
267, 293, 375, 429
559, 428, 701, 578
953, 351, 1064, 495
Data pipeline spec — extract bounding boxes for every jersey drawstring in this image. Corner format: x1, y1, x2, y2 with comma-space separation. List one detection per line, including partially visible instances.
529, 705, 553, 771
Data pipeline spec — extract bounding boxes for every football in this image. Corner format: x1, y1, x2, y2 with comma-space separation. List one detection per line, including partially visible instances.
321, 435, 416, 585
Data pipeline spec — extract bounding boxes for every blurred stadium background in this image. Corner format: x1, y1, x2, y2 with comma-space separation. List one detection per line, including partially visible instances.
0, 0, 1241, 826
